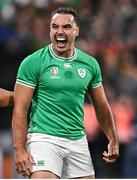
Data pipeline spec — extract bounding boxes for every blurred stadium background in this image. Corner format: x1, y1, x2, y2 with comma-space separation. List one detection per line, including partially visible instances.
0, 0, 137, 178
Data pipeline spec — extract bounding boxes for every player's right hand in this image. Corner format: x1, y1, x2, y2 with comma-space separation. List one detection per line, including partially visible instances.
14, 148, 36, 177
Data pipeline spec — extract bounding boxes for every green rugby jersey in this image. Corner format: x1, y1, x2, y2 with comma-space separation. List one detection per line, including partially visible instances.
16, 44, 102, 139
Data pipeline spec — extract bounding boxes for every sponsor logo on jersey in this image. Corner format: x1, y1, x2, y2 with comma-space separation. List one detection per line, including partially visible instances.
64, 63, 72, 68
77, 68, 86, 78
50, 67, 60, 79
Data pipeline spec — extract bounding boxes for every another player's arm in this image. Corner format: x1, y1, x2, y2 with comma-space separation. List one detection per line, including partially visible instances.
12, 83, 35, 176
0, 88, 14, 107
88, 84, 119, 163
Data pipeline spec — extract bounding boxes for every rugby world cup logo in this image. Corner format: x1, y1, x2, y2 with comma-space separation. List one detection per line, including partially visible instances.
50, 67, 60, 79
77, 68, 86, 78
51, 67, 58, 76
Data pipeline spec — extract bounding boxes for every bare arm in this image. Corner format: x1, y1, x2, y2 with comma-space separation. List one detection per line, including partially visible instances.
88, 84, 119, 163
12, 83, 35, 176
0, 88, 14, 107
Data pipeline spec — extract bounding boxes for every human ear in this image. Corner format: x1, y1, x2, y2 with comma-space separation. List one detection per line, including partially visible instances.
76, 26, 79, 37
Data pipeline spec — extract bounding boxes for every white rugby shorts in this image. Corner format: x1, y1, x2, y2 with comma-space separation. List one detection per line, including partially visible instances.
26, 133, 95, 178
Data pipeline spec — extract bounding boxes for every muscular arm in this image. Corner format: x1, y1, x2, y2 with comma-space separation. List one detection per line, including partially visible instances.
0, 88, 14, 107
12, 83, 34, 150
12, 83, 35, 176
88, 84, 119, 163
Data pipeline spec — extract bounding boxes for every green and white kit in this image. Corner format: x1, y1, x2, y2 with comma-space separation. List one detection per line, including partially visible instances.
16, 44, 102, 139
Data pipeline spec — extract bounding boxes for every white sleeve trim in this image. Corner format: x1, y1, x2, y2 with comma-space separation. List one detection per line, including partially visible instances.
16, 81, 35, 89
92, 82, 102, 88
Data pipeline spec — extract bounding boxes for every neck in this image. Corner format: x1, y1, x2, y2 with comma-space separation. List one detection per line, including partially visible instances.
52, 46, 75, 58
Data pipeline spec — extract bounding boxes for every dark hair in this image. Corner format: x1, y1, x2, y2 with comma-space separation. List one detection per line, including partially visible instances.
51, 7, 80, 26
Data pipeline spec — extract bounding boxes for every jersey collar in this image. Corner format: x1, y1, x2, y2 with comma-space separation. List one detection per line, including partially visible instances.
49, 44, 77, 61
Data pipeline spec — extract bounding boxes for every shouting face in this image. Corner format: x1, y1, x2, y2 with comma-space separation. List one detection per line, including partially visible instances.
50, 13, 79, 57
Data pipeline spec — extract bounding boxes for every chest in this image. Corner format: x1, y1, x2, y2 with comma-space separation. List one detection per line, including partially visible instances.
39, 61, 92, 91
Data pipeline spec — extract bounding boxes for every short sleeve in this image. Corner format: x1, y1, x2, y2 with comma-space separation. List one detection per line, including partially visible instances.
16, 54, 40, 89
88, 59, 102, 89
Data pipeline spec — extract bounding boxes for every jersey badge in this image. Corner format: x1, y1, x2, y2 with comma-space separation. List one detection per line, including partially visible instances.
50, 67, 60, 79
77, 68, 86, 78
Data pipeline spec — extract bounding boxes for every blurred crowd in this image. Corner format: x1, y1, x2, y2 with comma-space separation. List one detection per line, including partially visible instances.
0, 0, 137, 178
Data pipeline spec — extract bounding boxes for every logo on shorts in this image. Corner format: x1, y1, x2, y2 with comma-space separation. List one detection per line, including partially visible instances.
77, 68, 86, 78
36, 160, 46, 166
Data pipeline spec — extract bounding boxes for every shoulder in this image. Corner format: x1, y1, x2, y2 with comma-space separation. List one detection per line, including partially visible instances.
76, 48, 100, 67
25, 46, 48, 62
20, 46, 49, 67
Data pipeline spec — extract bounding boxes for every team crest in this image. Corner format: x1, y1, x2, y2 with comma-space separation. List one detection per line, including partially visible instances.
77, 68, 86, 78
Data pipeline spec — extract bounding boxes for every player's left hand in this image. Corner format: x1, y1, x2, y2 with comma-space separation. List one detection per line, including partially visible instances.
103, 139, 119, 164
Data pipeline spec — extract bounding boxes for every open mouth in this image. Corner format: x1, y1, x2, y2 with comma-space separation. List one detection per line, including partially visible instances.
56, 37, 67, 48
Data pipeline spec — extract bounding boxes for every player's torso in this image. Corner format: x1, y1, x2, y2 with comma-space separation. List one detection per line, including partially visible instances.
27, 45, 99, 138
37, 48, 92, 95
